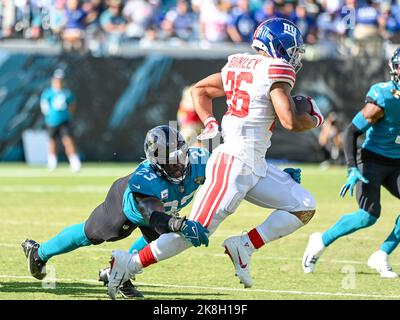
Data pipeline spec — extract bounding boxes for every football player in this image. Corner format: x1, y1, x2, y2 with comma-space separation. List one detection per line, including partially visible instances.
302, 48, 400, 278
22, 125, 210, 298
107, 18, 324, 298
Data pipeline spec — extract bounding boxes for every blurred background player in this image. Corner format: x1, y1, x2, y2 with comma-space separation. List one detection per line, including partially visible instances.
303, 48, 400, 279
40, 69, 81, 172
22, 125, 209, 298
177, 84, 203, 147
107, 18, 325, 297
318, 111, 345, 167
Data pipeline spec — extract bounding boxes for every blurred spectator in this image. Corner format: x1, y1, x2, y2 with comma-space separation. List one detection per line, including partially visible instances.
0, 0, 399, 57
161, 0, 197, 42
379, 3, 400, 43
318, 112, 344, 167
123, 0, 156, 41
62, 0, 87, 52
254, 1, 279, 24
49, 0, 67, 40
291, 5, 318, 44
100, 0, 127, 54
199, 0, 231, 44
40, 69, 82, 172
177, 84, 203, 147
227, 0, 257, 43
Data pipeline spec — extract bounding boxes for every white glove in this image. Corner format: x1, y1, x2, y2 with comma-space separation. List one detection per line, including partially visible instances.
197, 117, 220, 140
308, 97, 324, 128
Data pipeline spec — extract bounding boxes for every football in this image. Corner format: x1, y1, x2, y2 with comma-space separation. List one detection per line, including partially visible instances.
293, 95, 312, 114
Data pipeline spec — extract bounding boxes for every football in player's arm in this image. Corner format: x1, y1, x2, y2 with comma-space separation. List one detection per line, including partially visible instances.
107, 18, 323, 299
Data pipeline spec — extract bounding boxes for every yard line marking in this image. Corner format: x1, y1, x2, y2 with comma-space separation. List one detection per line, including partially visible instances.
2, 241, 399, 266
0, 185, 109, 193
0, 274, 399, 299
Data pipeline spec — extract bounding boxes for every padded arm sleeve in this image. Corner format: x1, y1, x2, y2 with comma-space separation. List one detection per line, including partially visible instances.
343, 122, 365, 168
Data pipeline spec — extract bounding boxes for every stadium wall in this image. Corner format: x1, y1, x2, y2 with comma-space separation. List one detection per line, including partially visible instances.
0, 52, 389, 162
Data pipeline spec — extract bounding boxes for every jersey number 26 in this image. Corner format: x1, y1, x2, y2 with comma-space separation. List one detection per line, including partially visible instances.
225, 71, 253, 118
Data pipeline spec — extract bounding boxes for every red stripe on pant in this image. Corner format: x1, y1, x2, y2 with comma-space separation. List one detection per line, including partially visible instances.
196, 153, 234, 228
192, 152, 223, 222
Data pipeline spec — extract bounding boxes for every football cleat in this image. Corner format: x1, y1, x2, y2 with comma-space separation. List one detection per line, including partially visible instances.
99, 267, 143, 298
21, 239, 47, 280
223, 236, 254, 288
302, 232, 326, 274
367, 250, 399, 278
108, 250, 140, 300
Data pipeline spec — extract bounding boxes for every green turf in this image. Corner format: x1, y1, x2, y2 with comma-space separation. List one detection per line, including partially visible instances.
0, 163, 399, 300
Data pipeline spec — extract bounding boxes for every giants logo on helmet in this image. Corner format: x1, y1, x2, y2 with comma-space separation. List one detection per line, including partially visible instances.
283, 23, 297, 38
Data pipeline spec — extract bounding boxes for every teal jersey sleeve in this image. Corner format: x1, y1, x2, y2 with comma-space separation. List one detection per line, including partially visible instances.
366, 83, 387, 109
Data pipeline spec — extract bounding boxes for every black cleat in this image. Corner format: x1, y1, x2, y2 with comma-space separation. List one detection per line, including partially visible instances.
21, 239, 47, 280
119, 280, 144, 299
99, 267, 143, 298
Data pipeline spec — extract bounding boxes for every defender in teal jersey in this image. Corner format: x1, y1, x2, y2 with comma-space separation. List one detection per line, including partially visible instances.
303, 48, 400, 278
22, 126, 210, 298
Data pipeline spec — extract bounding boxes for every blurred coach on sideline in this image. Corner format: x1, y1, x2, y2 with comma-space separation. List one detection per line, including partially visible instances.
40, 69, 82, 172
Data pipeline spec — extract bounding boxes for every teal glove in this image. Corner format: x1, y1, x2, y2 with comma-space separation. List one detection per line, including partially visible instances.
180, 220, 210, 247
339, 167, 369, 197
283, 168, 301, 184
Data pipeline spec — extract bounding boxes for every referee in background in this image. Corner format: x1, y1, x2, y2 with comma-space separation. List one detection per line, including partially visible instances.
40, 69, 81, 172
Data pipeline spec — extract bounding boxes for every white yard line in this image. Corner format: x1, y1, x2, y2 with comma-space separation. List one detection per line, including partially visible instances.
0, 185, 109, 193
2, 241, 399, 265
0, 274, 398, 299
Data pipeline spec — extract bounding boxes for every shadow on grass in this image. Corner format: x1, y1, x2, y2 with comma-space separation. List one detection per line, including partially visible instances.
0, 282, 227, 300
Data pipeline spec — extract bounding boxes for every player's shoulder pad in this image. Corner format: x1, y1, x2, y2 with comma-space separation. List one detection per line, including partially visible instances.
268, 58, 296, 88
188, 147, 210, 165
366, 82, 390, 108
128, 161, 160, 198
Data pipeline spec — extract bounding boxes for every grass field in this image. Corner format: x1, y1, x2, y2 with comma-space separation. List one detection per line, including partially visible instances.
0, 163, 399, 300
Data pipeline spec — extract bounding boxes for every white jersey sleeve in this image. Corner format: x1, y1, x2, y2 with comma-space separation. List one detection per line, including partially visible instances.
267, 60, 296, 89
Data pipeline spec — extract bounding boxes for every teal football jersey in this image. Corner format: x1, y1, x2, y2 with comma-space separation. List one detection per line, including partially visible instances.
122, 147, 209, 226
364, 81, 400, 159
41, 88, 75, 127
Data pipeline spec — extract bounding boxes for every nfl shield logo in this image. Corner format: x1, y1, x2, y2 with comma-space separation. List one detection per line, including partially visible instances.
161, 189, 169, 199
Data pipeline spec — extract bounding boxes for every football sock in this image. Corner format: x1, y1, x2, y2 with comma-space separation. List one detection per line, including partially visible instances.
245, 210, 304, 248
322, 208, 377, 247
38, 222, 91, 261
132, 232, 191, 272
381, 215, 400, 255
48, 154, 57, 170
68, 154, 81, 171
128, 236, 148, 253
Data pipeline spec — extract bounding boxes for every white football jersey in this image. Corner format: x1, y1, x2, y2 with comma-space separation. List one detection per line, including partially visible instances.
220, 52, 296, 176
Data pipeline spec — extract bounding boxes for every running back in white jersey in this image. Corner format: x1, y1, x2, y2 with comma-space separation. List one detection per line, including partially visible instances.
220, 52, 296, 175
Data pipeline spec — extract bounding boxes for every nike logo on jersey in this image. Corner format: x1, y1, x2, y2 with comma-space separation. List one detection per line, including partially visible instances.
237, 249, 247, 269
132, 184, 141, 189
373, 90, 379, 98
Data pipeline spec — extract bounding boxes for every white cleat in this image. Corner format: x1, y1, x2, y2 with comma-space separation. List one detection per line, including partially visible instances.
223, 236, 254, 288
107, 250, 135, 300
302, 232, 326, 274
367, 250, 399, 278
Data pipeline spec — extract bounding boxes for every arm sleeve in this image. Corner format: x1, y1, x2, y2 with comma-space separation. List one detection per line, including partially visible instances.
343, 123, 364, 168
